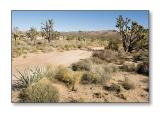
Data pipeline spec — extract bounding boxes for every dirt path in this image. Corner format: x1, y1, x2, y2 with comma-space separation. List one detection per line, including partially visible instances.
12, 49, 92, 75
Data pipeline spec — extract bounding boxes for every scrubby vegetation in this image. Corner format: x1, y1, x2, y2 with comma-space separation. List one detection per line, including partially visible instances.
12, 15, 149, 103
122, 77, 136, 90
20, 78, 59, 103
12, 19, 110, 58
13, 67, 45, 88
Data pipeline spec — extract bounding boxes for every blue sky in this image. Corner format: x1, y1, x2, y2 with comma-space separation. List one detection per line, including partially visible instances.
12, 10, 149, 32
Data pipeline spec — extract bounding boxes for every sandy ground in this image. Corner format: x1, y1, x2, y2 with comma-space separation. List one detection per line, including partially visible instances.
12, 49, 92, 75
50, 72, 149, 103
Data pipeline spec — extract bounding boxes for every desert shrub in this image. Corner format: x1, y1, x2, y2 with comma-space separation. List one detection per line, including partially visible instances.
80, 65, 111, 85
66, 35, 76, 40
103, 63, 119, 73
14, 67, 46, 88
133, 50, 149, 62
71, 71, 83, 91
103, 84, 121, 93
91, 65, 111, 84
120, 62, 136, 72
106, 40, 119, 51
55, 66, 82, 90
71, 59, 93, 71
77, 44, 82, 49
122, 77, 135, 90
133, 54, 144, 62
81, 72, 101, 84
55, 66, 73, 84
45, 64, 57, 80
12, 40, 30, 57
29, 47, 38, 53
36, 40, 43, 45
93, 49, 118, 63
136, 61, 149, 75
26, 27, 38, 41
20, 78, 59, 103
90, 57, 106, 64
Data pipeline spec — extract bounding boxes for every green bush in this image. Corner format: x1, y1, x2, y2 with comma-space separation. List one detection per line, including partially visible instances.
20, 78, 59, 103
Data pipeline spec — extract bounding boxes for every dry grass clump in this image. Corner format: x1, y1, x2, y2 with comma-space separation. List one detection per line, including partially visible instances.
103, 63, 119, 73
80, 64, 112, 85
122, 77, 136, 90
106, 40, 119, 51
55, 65, 82, 90
80, 72, 101, 84
55, 66, 74, 85
93, 49, 118, 63
89, 57, 106, 64
19, 78, 59, 103
133, 50, 149, 62
44, 64, 58, 80
71, 59, 93, 71
120, 62, 137, 72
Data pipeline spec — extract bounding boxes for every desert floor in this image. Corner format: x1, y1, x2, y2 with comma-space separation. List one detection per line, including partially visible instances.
12, 47, 149, 103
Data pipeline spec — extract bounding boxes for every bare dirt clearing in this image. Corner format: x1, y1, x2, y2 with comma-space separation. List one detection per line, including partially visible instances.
12, 49, 92, 75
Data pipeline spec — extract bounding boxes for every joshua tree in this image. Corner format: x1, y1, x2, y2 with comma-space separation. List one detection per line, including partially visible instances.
26, 27, 38, 42
41, 19, 54, 43
116, 15, 146, 52
12, 27, 19, 45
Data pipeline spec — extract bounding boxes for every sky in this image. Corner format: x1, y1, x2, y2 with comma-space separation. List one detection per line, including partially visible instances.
12, 10, 149, 32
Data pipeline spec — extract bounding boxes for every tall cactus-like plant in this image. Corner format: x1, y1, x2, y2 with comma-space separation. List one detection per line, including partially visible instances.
12, 27, 20, 45
116, 15, 146, 52
26, 27, 38, 42
41, 19, 54, 43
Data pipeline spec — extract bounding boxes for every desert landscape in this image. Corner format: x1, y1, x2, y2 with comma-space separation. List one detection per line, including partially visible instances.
12, 11, 149, 103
